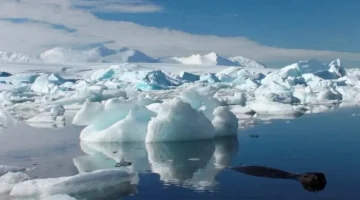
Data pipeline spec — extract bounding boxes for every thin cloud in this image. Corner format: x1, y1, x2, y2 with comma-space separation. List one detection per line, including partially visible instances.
72, 0, 163, 13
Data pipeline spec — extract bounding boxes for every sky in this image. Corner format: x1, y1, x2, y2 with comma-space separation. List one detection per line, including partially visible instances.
0, 0, 360, 67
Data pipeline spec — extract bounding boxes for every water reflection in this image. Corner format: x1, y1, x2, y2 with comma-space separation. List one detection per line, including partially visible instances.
74, 137, 239, 192
74, 142, 149, 173
70, 181, 137, 200
230, 165, 327, 192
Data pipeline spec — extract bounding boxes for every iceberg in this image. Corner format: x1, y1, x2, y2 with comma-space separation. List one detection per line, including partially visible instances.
146, 98, 215, 142
80, 105, 156, 142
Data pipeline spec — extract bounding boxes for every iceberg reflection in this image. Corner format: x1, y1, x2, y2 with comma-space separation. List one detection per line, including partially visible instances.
74, 142, 149, 173
74, 136, 239, 192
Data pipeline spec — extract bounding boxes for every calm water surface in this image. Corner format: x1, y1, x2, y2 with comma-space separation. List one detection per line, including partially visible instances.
1, 107, 360, 199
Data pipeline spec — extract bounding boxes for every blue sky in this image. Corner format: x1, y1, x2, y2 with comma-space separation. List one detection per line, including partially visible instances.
1, 0, 360, 67
96, 0, 360, 53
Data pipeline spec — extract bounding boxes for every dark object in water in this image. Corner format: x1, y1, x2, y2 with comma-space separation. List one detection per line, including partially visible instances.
115, 159, 133, 167
229, 165, 327, 192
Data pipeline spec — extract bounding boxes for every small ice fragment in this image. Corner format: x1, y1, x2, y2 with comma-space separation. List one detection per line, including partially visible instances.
188, 158, 200, 161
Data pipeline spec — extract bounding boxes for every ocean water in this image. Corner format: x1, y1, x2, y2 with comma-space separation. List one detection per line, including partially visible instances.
1, 107, 360, 199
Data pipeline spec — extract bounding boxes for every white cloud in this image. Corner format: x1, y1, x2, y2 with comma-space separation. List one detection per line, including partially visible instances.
0, 0, 359, 66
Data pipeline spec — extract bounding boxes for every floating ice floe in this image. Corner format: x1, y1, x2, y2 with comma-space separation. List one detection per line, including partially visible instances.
9, 168, 137, 199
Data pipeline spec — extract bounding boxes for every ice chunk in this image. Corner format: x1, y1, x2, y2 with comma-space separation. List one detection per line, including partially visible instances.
336, 86, 360, 101
41, 194, 77, 200
26, 113, 65, 124
227, 92, 246, 106
74, 98, 134, 132
0, 165, 27, 176
317, 88, 342, 102
0, 172, 30, 194
199, 73, 220, 83
1, 73, 39, 85
254, 82, 296, 104
216, 67, 261, 83
179, 71, 200, 82
179, 85, 221, 120
229, 105, 255, 115
80, 105, 156, 142
0, 72, 12, 77
90, 68, 115, 81
72, 100, 104, 126
144, 70, 181, 87
212, 106, 239, 137
146, 103, 162, 113
31, 73, 66, 94
146, 98, 215, 142
314, 59, 346, 80
50, 105, 65, 116
248, 98, 305, 117
328, 58, 346, 77
10, 169, 137, 198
